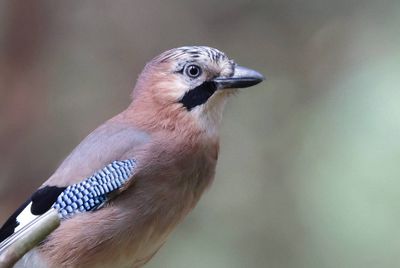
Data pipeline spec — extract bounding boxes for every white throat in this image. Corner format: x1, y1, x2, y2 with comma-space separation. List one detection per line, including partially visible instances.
191, 92, 228, 137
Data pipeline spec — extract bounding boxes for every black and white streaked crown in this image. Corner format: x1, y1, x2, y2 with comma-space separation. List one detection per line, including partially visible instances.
53, 159, 136, 219
155, 46, 229, 64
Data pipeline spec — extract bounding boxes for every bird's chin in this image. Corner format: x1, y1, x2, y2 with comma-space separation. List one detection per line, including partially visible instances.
215, 88, 239, 98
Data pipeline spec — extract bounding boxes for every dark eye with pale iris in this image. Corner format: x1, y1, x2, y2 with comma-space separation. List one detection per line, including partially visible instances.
185, 64, 202, 78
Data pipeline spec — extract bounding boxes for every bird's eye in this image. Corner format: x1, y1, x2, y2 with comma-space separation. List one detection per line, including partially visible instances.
184, 64, 202, 78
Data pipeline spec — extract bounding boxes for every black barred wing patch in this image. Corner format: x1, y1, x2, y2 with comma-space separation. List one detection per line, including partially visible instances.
0, 159, 136, 243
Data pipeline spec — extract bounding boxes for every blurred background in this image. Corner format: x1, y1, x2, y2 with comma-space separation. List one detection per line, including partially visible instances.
1, 0, 400, 267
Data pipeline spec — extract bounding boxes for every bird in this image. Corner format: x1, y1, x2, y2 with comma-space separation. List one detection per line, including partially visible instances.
0, 46, 264, 267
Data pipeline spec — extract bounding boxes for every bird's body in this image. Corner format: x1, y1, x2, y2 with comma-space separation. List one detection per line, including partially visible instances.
34, 114, 218, 267
0, 46, 263, 267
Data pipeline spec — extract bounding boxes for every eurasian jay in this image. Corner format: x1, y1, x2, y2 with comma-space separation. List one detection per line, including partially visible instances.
0, 46, 264, 267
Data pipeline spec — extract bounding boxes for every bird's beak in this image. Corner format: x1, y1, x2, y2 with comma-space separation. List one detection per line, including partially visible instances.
213, 65, 265, 89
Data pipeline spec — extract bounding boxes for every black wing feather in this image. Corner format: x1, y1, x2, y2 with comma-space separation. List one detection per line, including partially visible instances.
0, 186, 66, 243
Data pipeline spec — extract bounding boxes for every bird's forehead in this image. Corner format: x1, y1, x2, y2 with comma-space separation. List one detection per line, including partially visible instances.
155, 46, 230, 66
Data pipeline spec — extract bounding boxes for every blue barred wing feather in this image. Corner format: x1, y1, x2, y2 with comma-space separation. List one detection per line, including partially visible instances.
53, 159, 136, 219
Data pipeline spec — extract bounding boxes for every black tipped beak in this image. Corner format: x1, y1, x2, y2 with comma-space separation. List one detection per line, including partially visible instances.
213, 65, 265, 89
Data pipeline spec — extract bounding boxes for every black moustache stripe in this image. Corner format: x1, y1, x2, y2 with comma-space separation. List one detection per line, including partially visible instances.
179, 81, 217, 111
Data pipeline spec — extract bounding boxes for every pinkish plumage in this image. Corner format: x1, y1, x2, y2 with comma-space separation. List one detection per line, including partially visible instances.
1, 46, 264, 267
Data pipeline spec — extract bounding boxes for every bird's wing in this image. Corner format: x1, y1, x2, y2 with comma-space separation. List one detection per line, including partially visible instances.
45, 119, 150, 187
0, 119, 150, 243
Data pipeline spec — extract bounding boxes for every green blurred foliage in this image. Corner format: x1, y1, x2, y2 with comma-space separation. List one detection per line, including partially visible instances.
1, 1, 400, 267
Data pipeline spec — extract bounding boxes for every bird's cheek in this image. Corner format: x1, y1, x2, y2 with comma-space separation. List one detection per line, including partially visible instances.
153, 80, 187, 103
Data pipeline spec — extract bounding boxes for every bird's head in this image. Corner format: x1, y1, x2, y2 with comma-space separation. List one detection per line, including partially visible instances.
130, 46, 264, 136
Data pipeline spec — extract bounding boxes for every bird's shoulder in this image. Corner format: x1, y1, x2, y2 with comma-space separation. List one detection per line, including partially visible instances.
0, 118, 149, 239
45, 118, 150, 187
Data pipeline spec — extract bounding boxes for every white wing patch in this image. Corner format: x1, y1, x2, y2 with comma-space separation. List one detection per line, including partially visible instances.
15, 202, 39, 232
